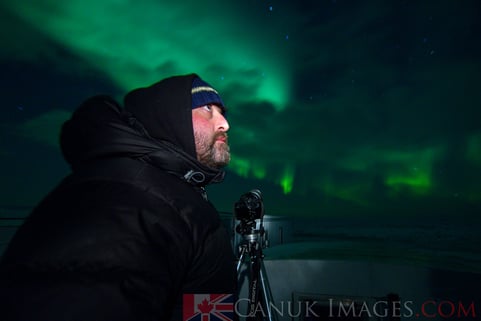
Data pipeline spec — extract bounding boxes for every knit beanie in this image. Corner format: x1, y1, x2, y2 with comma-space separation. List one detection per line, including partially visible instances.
191, 77, 224, 109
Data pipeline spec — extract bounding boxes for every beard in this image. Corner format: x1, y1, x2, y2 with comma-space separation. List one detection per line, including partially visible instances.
194, 131, 231, 169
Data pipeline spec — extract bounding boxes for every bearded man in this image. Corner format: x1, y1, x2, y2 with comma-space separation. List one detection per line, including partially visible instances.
0, 74, 237, 321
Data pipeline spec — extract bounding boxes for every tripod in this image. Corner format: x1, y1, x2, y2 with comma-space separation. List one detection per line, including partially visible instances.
235, 218, 277, 321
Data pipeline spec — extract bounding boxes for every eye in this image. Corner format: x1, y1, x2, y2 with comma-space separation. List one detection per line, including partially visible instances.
202, 105, 213, 111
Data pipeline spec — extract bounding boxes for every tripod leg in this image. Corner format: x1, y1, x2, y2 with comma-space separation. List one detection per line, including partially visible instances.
247, 250, 262, 321
237, 247, 247, 274
259, 262, 278, 321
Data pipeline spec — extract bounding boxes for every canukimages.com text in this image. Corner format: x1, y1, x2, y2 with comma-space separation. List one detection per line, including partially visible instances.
234, 298, 477, 319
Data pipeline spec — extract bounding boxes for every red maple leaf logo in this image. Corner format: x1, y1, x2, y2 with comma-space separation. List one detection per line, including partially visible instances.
198, 298, 214, 314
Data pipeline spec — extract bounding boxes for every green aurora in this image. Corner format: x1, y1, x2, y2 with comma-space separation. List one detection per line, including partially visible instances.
1, 0, 480, 218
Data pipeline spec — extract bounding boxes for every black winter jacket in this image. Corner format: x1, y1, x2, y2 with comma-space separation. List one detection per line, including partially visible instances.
0, 74, 237, 321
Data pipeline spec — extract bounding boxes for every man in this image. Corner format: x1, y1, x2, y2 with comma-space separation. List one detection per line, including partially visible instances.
0, 74, 237, 320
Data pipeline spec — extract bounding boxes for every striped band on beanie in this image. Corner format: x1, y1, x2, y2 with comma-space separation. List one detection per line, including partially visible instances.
191, 77, 224, 109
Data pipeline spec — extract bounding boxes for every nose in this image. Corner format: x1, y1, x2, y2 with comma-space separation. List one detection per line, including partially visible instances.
216, 111, 230, 132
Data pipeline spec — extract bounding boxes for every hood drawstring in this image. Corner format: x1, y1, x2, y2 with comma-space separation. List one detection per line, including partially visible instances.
183, 170, 206, 184
183, 170, 208, 200
199, 187, 208, 201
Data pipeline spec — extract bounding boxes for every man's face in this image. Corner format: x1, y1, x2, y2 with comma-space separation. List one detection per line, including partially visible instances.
192, 104, 230, 169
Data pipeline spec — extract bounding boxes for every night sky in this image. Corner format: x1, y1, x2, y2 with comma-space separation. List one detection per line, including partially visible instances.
1, 1, 481, 270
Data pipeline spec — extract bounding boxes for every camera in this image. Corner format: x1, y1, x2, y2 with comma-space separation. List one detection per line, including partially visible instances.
234, 189, 264, 221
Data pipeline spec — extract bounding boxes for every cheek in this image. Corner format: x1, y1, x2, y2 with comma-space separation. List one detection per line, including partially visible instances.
192, 118, 212, 136
193, 120, 211, 147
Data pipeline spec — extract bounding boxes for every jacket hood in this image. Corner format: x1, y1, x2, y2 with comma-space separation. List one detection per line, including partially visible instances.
123, 73, 198, 159
60, 75, 225, 188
